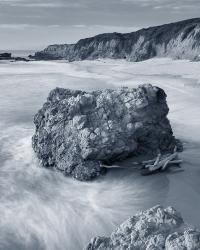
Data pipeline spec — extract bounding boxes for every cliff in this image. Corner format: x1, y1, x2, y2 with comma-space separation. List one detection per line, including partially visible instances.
32, 84, 176, 181
85, 205, 200, 250
31, 18, 200, 62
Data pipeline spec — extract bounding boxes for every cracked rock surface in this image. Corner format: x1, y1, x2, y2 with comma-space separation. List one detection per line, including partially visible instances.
32, 84, 176, 181
85, 205, 200, 250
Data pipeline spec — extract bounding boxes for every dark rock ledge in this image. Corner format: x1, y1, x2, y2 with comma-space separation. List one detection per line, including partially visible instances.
0, 52, 29, 62
32, 84, 177, 181
85, 205, 200, 250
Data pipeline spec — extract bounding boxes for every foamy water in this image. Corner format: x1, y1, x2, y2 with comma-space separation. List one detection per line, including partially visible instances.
0, 59, 200, 250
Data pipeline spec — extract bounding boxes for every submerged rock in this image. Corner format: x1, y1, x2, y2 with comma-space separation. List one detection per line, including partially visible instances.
85, 205, 200, 250
32, 84, 176, 181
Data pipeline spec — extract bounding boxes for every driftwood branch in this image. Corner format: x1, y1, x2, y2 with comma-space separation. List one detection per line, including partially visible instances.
104, 147, 182, 174
141, 146, 182, 173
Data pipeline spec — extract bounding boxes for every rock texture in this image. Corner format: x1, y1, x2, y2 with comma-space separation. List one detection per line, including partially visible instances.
85, 205, 200, 250
32, 84, 176, 181
31, 18, 200, 62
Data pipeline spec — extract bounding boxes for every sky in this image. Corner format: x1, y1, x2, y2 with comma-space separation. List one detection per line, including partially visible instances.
0, 0, 200, 50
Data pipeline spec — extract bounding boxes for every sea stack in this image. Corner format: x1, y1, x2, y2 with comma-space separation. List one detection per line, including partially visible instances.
32, 84, 176, 181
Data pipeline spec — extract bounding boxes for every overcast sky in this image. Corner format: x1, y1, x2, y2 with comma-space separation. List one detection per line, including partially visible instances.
0, 0, 200, 50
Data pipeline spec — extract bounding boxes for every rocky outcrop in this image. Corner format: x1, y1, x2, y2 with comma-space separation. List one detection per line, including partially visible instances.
31, 18, 200, 62
0, 53, 12, 60
32, 84, 176, 181
29, 44, 75, 60
85, 205, 200, 250
0, 52, 29, 62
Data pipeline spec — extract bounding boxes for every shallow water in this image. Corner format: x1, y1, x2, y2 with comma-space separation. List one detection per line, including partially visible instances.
0, 59, 200, 250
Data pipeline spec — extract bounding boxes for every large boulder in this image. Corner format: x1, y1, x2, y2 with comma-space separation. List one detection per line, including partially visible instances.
85, 205, 200, 250
32, 84, 176, 181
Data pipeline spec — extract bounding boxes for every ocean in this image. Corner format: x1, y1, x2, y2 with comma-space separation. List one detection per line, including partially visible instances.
0, 58, 200, 250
